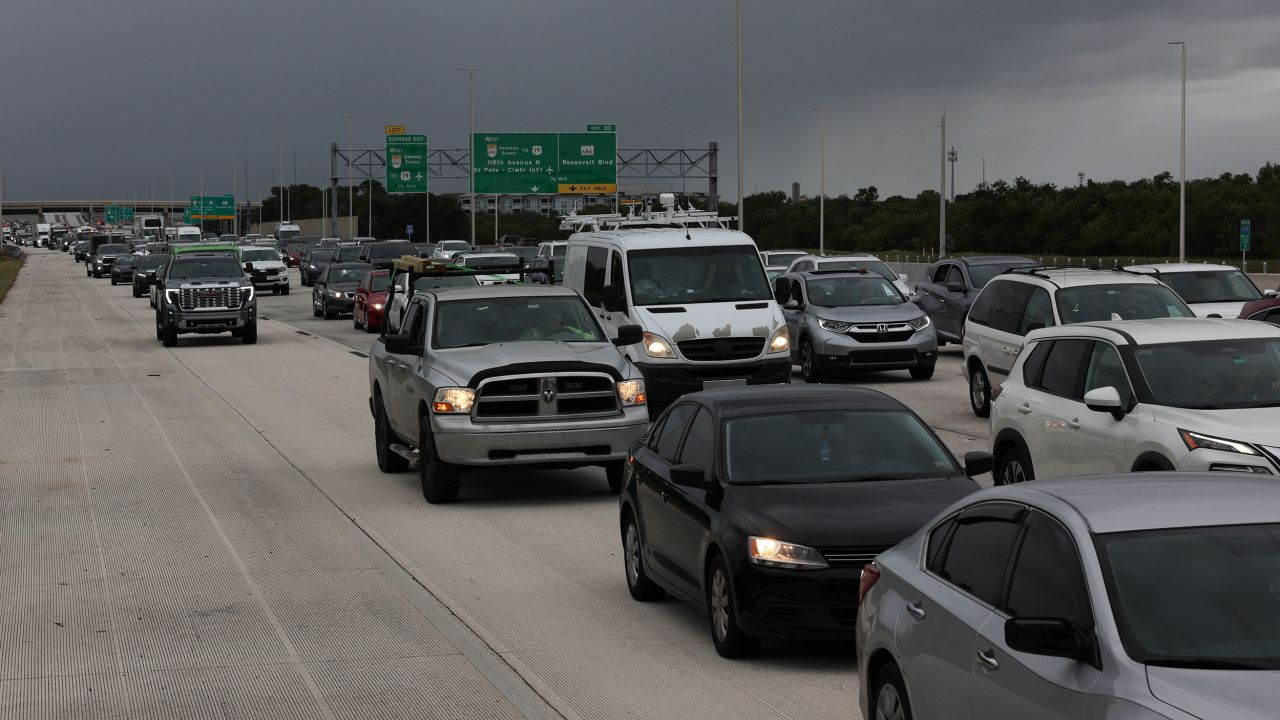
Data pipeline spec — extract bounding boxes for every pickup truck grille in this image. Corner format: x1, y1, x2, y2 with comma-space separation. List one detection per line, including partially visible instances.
475, 374, 618, 420
678, 337, 765, 361
251, 268, 282, 279
179, 287, 242, 310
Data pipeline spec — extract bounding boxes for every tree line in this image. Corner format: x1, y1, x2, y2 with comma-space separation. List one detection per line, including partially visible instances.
259, 163, 1280, 258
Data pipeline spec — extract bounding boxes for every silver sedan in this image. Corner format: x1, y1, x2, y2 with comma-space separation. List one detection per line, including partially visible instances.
857, 473, 1280, 719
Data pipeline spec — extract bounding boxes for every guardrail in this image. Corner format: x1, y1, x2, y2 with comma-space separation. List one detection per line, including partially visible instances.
0, 245, 24, 259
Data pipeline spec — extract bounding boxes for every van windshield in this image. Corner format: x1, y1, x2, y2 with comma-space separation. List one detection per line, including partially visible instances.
278, 230, 302, 241
628, 245, 772, 306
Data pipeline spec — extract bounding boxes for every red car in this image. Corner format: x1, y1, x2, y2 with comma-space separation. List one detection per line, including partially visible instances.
284, 244, 307, 267
353, 269, 390, 333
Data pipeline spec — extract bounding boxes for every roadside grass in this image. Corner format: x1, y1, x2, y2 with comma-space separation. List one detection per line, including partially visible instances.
0, 256, 24, 305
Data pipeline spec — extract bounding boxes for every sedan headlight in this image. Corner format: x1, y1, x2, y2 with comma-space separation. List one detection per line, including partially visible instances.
748, 536, 828, 570
818, 318, 853, 333
371, 303, 384, 310
767, 325, 790, 353
907, 315, 931, 331
330, 290, 344, 298
641, 332, 676, 359
307, 264, 317, 269
616, 379, 647, 406
1180, 429, 1259, 455
432, 387, 475, 414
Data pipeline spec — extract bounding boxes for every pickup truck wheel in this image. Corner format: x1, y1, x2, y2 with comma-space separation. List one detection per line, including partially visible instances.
605, 461, 625, 494
132, 284, 143, 298
281, 285, 290, 296
161, 319, 178, 348
374, 396, 409, 473
241, 321, 257, 345
110, 277, 118, 285
419, 416, 461, 504
271, 287, 279, 295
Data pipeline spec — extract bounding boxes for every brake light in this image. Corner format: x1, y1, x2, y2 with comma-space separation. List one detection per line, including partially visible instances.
858, 561, 882, 604
991, 384, 1003, 402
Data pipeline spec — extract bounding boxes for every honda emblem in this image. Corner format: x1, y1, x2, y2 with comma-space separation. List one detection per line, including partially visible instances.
877, 323, 889, 334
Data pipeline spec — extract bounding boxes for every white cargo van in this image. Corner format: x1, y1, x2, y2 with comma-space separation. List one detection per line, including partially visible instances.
561, 197, 791, 416
36, 223, 52, 247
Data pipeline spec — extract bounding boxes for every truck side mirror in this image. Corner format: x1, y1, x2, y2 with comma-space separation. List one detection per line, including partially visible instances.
384, 334, 421, 356
613, 325, 643, 346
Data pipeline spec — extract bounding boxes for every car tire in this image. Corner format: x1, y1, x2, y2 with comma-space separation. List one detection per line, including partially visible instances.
604, 461, 625, 494
622, 513, 666, 601
995, 444, 1034, 485
800, 338, 826, 383
365, 319, 377, 334
312, 298, 322, 318
706, 554, 761, 658
969, 365, 992, 418
419, 415, 461, 504
322, 299, 335, 320
241, 320, 257, 345
161, 319, 177, 348
374, 395, 410, 473
281, 285, 289, 296
871, 663, 914, 720
132, 285, 143, 298
110, 277, 117, 285
272, 287, 279, 295
909, 365, 935, 380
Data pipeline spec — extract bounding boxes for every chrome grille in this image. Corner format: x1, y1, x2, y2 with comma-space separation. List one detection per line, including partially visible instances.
179, 287, 242, 310
819, 546, 889, 568
677, 337, 765, 361
848, 323, 916, 343
475, 373, 618, 420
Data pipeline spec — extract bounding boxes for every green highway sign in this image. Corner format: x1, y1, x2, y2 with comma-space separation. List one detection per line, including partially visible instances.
386, 133, 428, 194
473, 132, 617, 194
586, 124, 616, 132
182, 209, 193, 225
105, 204, 135, 224
1241, 218, 1252, 252
188, 195, 235, 220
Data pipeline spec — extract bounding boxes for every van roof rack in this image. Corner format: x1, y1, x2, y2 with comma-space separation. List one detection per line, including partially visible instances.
560, 192, 738, 232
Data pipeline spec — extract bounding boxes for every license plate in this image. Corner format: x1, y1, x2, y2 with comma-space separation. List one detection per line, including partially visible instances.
702, 379, 747, 390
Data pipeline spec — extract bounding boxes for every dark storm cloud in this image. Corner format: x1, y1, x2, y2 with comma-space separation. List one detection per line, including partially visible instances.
3, 0, 1280, 202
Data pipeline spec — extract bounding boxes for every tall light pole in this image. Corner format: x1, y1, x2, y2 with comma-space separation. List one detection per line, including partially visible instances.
344, 114, 355, 239
199, 169, 205, 233
458, 67, 482, 247
170, 176, 175, 226
736, 0, 745, 231
0, 138, 6, 241
1169, 41, 1186, 262
939, 114, 946, 259
811, 108, 824, 254
276, 140, 285, 228
231, 157, 237, 236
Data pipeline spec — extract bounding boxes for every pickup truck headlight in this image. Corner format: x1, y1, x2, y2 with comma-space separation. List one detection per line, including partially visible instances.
818, 318, 852, 333
617, 379, 647, 406
165, 289, 180, 303
908, 315, 931, 331
432, 387, 475, 414
767, 325, 790, 353
641, 332, 676, 359
241, 286, 254, 302
748, 536, 828, 570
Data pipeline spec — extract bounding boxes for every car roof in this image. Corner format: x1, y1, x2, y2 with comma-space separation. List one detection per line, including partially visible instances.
426, 284, 580, 301
985, 474, 1280, 534
571, 227, 756, 249
955, 255, 1036, 266
679, 384, 908, 418
996, 267, 1164, 288
1025, 317, 1280, 345
1124, 263, 1240, 273
791, 269, 887, 280
327, 262, 372, 270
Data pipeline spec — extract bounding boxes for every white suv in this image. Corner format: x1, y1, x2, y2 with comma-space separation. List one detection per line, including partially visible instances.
990, 318, 1280, 484
784, 253, 911, 297
1124, 262, 1271, 318
962, 267, 1193, 417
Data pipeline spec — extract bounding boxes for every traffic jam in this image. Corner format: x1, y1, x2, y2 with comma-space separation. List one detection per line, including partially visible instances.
51, 199, 1280, 720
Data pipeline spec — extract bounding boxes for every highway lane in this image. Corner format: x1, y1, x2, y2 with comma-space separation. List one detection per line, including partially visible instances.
3, 252, 994, 719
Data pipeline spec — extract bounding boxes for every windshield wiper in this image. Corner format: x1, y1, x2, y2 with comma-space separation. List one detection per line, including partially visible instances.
1146, 658, 1272, 670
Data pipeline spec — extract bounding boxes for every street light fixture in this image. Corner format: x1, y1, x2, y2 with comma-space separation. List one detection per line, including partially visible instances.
276, 140, 285, 227
1169, 41, 1186, 263
458, 67, 482, 247
345, 114, 355, 239
737, 0, 745, 232
811, 108, 824, 255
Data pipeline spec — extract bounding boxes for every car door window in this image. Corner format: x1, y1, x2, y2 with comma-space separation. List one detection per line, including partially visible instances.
967, 281, 1003, 326
989, 282, 1035, 334
399, 304, 422, 344
1005, 513, 1093, 627
408, 301, 429, 348
1017, 287, 1054, 335
773, 277, 791, 304
652, 404, 696, 463
1019, 340, 1054, 387
677, 409, 715, 473
1034, 339, 1090, 399
929, 265, 948, 284
1084, 341, 1133, 407
583, 246, 608, 306
945, 265, 966, 288
937, 513, 1023, 606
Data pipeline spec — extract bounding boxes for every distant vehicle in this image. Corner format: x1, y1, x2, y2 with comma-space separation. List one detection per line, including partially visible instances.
275, 223, 303, 244
109, 255, 139, 285
154, 250, 258, 346
240, 247, 290, 295
785, 253, 911, 297
175, 226, 202, 244
300, 248, 337, 286
335, 245, 364, 263
87, 242, 130, 278
962, 267, 1195, 417
859, 473, 1280, 720
312, 262, 372, 318
283, 244, 307, 267
453, 252, 522, 284
758, 249, 806, 277
358, 241, 412, 270
528, 241, 567, 284
1125, 263, 1272, 318
432, 240, 471, 258
385, 259, 482, 332
134, 214, 164, 241
36, 223, 51, 247
621, 385, 986, 657
132, 254, 170, 299
914, 256, 1038, 344
353, 269, 390, 333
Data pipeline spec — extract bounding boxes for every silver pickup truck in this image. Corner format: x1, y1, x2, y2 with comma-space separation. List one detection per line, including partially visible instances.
368, 284, 649, 503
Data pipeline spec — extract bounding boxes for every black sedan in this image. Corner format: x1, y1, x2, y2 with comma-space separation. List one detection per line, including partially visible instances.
109, 255, 139, 285
619, 384, 989, 657
300, 248, 336, 286
132, 255, 170, 298
312, 262, 372, 319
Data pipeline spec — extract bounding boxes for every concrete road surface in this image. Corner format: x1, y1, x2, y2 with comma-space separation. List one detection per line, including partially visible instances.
1, 253, 994, 719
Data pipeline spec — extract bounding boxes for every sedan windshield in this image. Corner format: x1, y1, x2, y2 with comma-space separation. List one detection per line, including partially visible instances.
326, 267, 369, 284
434, 296, 603, 348
1158, 270, 1262, 304
113, 256, 138, 267
168, 257, 243, 279
307, 250, 336, 264
807, 276, 903, 306
139, 256, 168, 268
629, 245, 772, 306
98, 244, 129, 254
412, 275, 479, 292
242, 249, 278, 262
724, 410, 959, 484
1055, 284, 1193, 324
461, 254, 519, 269
1097, 523, 1280, 669
765, 251, 805, 267
1133, 338, 1280, 409
337, 246, 364, 262
969, 262, 1037, 288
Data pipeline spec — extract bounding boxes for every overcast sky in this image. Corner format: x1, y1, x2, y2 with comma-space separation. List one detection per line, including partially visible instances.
4, 0, 1280, 203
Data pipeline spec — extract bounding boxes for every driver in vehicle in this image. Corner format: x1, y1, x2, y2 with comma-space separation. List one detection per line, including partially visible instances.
517, 305, 594, 341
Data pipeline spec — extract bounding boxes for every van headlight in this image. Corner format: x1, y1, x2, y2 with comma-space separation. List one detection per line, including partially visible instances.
767, 325, 790, 353
432, 387, 475, 414
641, 332, 676, 359
617, 379, 647, 406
